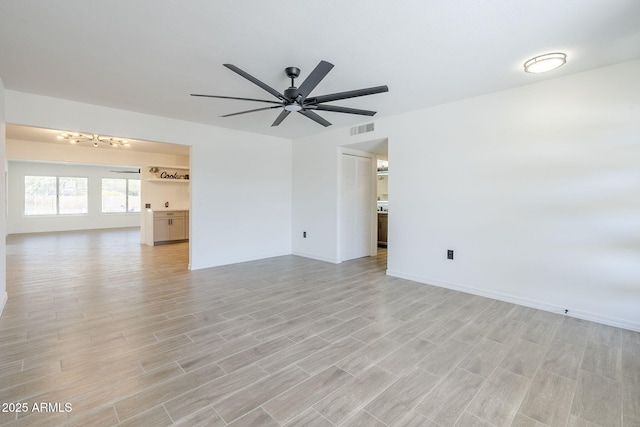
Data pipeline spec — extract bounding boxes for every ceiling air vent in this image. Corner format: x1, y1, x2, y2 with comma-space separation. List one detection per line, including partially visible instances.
350, 122, 375, 136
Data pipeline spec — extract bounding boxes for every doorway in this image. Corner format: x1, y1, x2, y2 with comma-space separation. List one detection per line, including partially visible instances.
339, 138, 389, 263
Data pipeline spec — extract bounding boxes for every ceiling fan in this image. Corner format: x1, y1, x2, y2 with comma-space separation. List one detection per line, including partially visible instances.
191, 60, 388, 127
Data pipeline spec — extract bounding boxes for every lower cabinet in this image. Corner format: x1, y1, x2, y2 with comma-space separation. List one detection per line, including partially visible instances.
153, 211, 188, 245
378, 213, 388, 247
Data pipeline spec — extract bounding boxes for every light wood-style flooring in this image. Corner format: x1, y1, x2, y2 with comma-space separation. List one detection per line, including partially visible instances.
1, 228, 639, 426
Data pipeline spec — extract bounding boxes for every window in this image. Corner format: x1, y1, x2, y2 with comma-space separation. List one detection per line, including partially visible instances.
102, 178, 140, 213
24, 175, 88, 216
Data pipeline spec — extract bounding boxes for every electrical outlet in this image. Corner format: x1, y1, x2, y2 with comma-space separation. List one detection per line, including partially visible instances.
303, 231, 307, 238
447, 250, 454, 260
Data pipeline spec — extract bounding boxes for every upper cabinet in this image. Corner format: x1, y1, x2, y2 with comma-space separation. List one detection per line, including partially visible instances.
147, 165, 190, 182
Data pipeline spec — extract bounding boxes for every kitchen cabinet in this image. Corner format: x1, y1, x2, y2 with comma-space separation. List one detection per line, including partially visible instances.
378, 213, 388, 247
153, 210, 188, 244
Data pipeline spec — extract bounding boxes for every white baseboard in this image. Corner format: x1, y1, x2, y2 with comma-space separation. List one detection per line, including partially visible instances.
386, 269, 640, 333
0, 292, 7, 317
190, 251, 292, 270
291, 251, 340, 264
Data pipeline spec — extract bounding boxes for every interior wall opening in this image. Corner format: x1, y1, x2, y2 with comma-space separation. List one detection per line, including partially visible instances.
339, 137, 389, 264
4, 124, 192, 270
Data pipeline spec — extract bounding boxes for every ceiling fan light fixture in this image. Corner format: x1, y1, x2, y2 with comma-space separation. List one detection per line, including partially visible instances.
524, 53, 566, 74
284, 103, 303, 112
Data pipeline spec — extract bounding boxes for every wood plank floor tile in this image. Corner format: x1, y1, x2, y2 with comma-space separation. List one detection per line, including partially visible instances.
540, 340, 584, 380
553, 318, 590, 348
416, 338, 474, 377
285, 316, 344, 342
351, 317, 405, 344
66, 405, 120, 427
454, 412, 496, 427
296, 336, 364, 375
396, 411, 441, 427
216, 336, 295, 373
486, 319, 526, 345
212, 365, 310, 423
341, 410, 387, 427
256, 336, 330, 374
163, 363, 268, 422
581, 340, 621, 381
335, 336, 399, 376
283, 408, 333, 427
376, 337, 437, 376
317, 315, 373, 342
622, 368, 640, 426
114, 362, 225, 421
363, 367, 441, 425
177, 334, 260, 372
566, 414, 601, 427
415, 367, 485, 426
500, 338, 547, 378
511, 413, 550, 427
171, 406, 226, 427
117, 405, 173, 427
466, 368, 530, 426
226, 407, 279, 427
262, 365, 352, 424
2, 229, 638, 426
518, 368, 576, 427
417, 318, 466, 345
313, 365, 396, 425
458, 337, 511, 378
571, 370, 622, 427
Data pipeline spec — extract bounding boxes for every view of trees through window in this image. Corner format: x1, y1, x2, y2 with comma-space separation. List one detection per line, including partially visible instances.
24, 175, 140, 216
101, 178, 141, 213
24, 176, 88, 215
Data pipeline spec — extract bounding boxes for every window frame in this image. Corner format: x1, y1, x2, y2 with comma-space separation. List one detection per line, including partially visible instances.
23, 175, 89, 217
100, 177, 141, 214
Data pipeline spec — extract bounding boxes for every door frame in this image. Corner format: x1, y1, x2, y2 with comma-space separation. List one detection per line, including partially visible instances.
337, 147, 377, 262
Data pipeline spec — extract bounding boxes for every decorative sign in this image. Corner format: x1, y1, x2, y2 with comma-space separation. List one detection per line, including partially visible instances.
160, 171, 181, 179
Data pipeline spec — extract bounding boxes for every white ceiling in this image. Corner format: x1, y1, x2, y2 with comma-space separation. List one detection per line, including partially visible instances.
1, 0, 640, 141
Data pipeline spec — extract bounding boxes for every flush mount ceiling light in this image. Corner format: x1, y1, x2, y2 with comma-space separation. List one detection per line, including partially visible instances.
58, 132, 129, 148
523, 52, 566, 74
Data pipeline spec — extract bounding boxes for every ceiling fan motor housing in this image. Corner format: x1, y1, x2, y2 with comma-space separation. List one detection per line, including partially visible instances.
284, 87, 299, 100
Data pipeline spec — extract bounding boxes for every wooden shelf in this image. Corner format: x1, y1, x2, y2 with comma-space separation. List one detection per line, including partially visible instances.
147, 178, 189, 183
147, 165, 189, 170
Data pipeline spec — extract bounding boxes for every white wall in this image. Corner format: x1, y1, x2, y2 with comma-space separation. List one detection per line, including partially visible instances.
4, 91, 292, 270
292, 60, 640, 331
7, 160, 141, 234
292, 135, 342, 263
189, 135, 292, 268
0, 76, 6, 315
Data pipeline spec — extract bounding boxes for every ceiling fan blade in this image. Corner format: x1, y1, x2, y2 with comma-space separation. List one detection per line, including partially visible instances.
296, 60, 334, 101
271, 110, 291, 127
191, 94, 282, 105
299, 110, 332, 127
312, 104, 377, 116
223, 64, 285, 101
221, 105, 282, 118
307, 85, 389, 104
